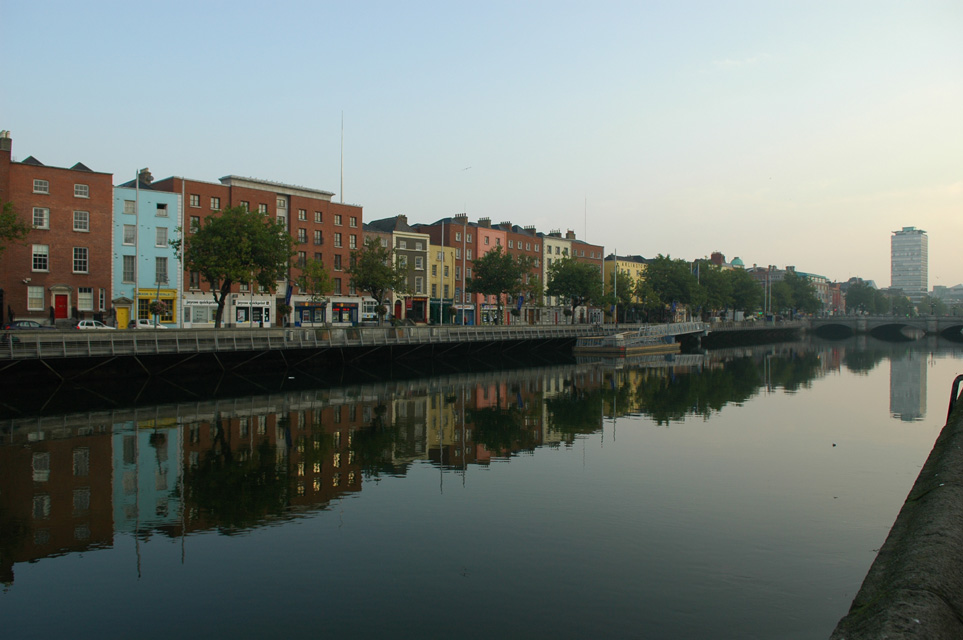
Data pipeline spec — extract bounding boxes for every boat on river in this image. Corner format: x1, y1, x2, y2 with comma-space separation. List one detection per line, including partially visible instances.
573, 330, 681, 357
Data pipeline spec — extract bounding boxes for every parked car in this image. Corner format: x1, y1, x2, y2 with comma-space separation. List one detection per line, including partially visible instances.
3, 320, 56, 330
76, 320, 115, 330
128, 319, 169, 329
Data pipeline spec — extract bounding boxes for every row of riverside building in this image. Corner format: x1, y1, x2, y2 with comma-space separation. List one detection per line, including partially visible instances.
1, 131, 844, 329
0, 132, 605, 328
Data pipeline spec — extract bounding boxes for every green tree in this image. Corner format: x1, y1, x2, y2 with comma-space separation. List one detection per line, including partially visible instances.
642, 255, 703, 320
605, 269, 634, 322
545, 256, 604, 323
920, 295, 946, 316
171, 206, 295, 328
726, 268, 763, 315
783, 271, 820, 315
466, 246, 534, 324
697, 263, 730, 315
845, 282, 876, 314
296, 258, 334, 303
347, 236, 408, 324
0, 200, 29, 259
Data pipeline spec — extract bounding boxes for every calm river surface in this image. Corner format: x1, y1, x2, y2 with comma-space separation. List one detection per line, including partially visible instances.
1, 337, 960, 639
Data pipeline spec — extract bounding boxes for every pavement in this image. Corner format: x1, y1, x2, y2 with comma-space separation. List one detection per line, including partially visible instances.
830, 377, 963, 639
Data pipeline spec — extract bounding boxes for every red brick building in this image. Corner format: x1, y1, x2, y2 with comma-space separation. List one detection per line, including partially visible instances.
0, 133, 114, 324
151, 175, 364, 326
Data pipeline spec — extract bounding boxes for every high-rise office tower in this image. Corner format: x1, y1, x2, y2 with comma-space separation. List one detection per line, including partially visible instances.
891, 226, 928, 303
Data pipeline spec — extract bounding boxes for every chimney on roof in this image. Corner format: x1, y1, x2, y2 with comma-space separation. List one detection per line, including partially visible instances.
478, 217, 491, 228
397, 214, 407, 226
138, 168, 153, 185
523, 225, 536, 232
0, 130, 10, 153
549, 229, 561, 237
565, 229, 576, 240
710, 251, 724, 266
453, 213, 468, 224
500, 221, 511, 227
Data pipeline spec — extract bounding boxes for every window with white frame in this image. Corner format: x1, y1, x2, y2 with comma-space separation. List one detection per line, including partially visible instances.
398, 255, 407, 268
508, 240, 514, 248
189, 194, 200, 207
398, 239, 407, 249
99, 288, 106, 311
74, 184, 89, 198
380, 237, 387, 247
466, 233, 472, 243
239, 200, 249, 210
189, 216, 200, 232
124, 200, 136, 214
73, 211, 89, 232
415, 276, 424, 294
334, 233, 342, 248
78, 287, 93, 311
155, 227, 168, 247
314, 211, 322, 223
297, 228, 307, 243
123, 225, 135, 245
431, 264, 437, 276
32, 244, 49, 271
155, 257, 168, 284
314, 230, 322, 245
350, 217, 357, 227
444, 284, 450, 298
466, 267, 472, 278
258, 203, 267, 213
455, 248, 461, 259
123, 255, 135, 282
33, 179, 49, 194
484, 237, 490, 245
298, 208, 306, 221
415, 256, 424, 270
349, 235, 357, 249
455, 232, 461, 241
33, 207, 49, 229
432, 283, 438, 297
277, 197, 287, 210
156, 203, 168, 217
27, 286, 44, 310
211, 196, 221, 210
73, 247, 88, 273
333, 254, 342, 271
466, 249, 472, 260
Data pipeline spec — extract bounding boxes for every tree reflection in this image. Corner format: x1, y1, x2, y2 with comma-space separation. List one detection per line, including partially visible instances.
546, 383, 604, 444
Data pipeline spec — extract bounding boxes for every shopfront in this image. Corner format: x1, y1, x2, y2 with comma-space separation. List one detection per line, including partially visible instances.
295, 300, 326, 326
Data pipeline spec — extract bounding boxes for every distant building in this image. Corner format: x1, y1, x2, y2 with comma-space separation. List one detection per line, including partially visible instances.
365, 215, 431, 322
891, 226, 928, 303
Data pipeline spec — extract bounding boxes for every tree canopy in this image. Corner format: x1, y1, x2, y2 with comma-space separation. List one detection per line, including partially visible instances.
545, 257, 604, 323
0, 200, 29, 260
466, 246, 534, 324
171, 206, 295, 328
643, 255, 704, 318
296, 258, 334, 303
347, 236, 408, 323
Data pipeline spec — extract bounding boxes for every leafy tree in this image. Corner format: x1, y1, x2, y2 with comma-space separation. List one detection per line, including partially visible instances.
783, 271, 820, 315
642, 255, 703, 320
347, 236, 408, 324
605, 269, 634, 322
770, 281, 793, 313
920, 295, 947, 316
698, 263, 730, 314
171, 206, 295, 328
845, 282, 877, 314
0, 200, 29, 259
726, 268, 762, 314
296, 258, 334, 303
466, 246, 534, 324
546, 256, 604, 323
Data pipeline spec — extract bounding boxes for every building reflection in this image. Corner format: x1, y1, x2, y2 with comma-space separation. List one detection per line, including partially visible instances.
0, 339, 946, 584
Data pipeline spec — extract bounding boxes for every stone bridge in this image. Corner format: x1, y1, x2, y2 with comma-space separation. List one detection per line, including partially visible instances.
810, 315, 963, 339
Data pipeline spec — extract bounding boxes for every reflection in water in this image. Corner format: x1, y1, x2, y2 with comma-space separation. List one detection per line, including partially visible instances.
0, 337, 958, 636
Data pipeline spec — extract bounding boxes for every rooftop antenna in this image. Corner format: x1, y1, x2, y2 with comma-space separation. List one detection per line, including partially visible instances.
341, 109, 344, 204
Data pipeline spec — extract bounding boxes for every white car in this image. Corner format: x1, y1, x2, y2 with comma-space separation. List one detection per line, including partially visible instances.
76, 320, 115, 330
128, 319, 169, 329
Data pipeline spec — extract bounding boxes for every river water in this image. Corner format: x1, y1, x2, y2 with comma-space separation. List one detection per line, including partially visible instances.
1, 337, 960, 639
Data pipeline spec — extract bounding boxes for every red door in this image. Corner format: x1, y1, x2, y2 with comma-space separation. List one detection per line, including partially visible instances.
54, 294, 68, 319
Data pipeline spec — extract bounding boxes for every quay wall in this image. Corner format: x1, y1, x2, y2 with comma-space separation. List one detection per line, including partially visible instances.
830, 380, 963, 639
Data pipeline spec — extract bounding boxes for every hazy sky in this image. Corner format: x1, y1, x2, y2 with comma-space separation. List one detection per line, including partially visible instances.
3, 1, 960, 286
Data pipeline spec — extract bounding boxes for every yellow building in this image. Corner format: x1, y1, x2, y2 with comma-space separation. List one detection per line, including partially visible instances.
603, 255, 648, 303
429, 243, 457, 324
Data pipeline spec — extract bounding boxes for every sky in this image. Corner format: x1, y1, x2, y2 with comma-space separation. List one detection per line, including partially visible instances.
2, 1, 961, 287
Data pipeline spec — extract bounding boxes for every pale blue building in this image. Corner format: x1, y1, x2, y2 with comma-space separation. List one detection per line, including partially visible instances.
112, 170, 182, 328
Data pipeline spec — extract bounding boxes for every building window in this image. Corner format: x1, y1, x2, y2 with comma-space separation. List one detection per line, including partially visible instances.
415, 276, 424, 294
350, 217, 357, 227
334, 278, 342, 294
380, 237, 388, 247
496, 238, 501, 246
27, 285, 44, 310
32, 244, 49, 271
240, 200, 249, 211
485, 237, 490, 245
277, 197, 287, 210
124, 200, 136, 214
189, 271, 200, 289
33, 207, 49, 229
297, 251, 307, 268
455, 232, 461, 241
99, 288, 106, 311
297, 228, 307, 243
349, 235, 357, 249
73, 247, 88, 273
466, 250, 473, 260
73, 210, 89, 232
156, 227, 168, 247
455, 248, 461, 259
123, 225, 136, 245
466, 267, 472, 278
314, 211, 322, 223
156, 203, 168, 217
210, 196, 220, 210
155, 257, 168, 284
123, 255, 135, 282
415, 256, 424, 270
334, 233, 342, 248
431, 264, 437, 276
33, 179, 49, 194
334, 254, 342, 271
78, 287, 93, 311
398, 239, 407, 249
314, 230, 322, 245
314, 252, 322, 262
444, 265, 449, 277
190, 216, 200, 232
508, 240, 514, 248
444, 284, 450, 298
258, 203, 267, 213
74, 184, 89, 198
466, 234, 472, 243
189, 194, 200, 207
298, 208, 307, 221
334, 214, 342, 226
432, 283, 438, 297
